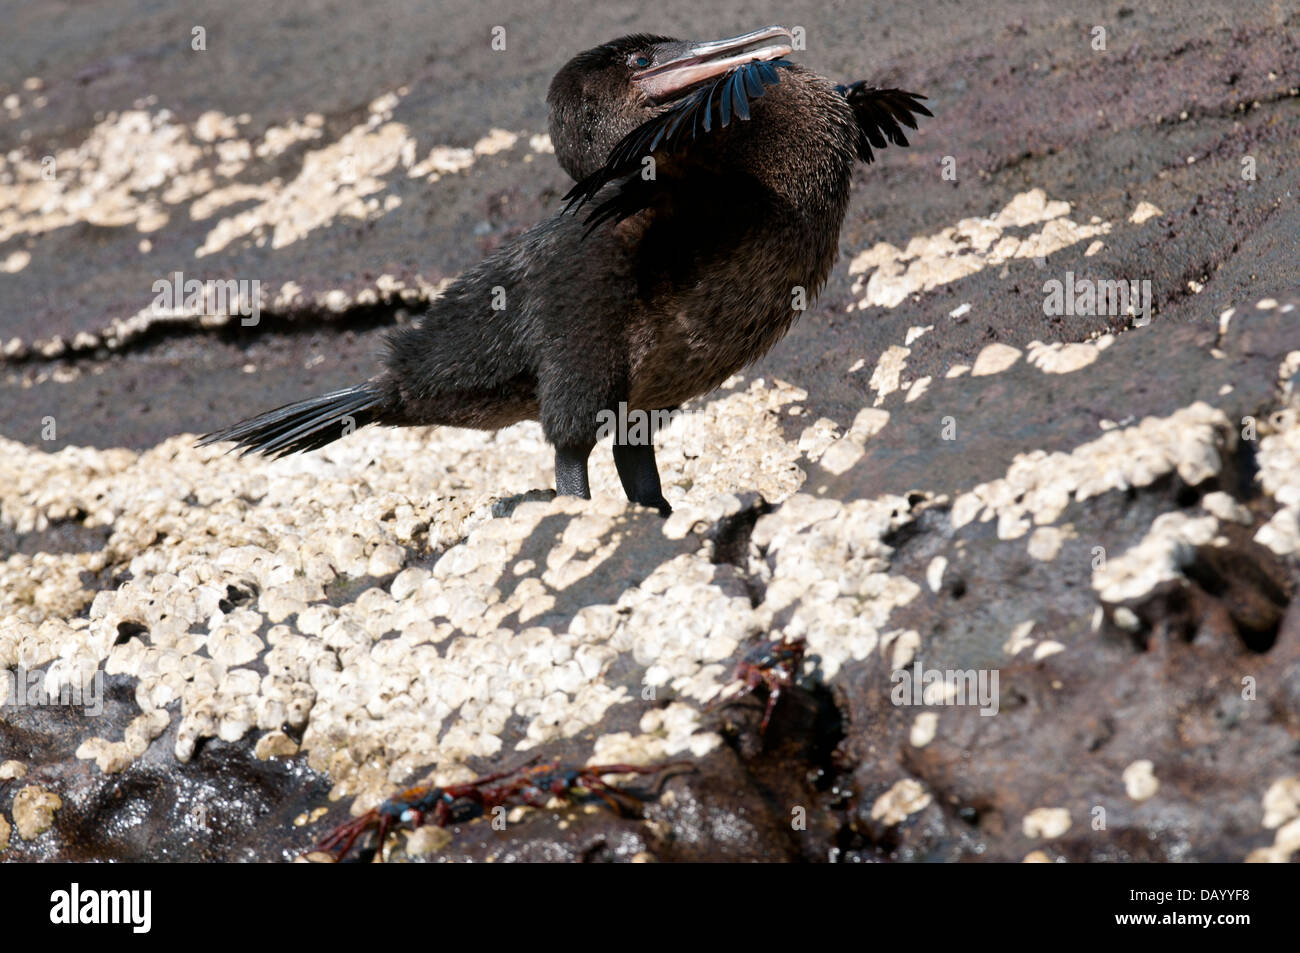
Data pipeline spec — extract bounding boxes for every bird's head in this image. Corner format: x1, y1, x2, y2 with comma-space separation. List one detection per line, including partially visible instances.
547, 25, 794, 180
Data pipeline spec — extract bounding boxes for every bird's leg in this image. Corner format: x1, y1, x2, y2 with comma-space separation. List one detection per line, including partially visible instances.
554, 441, 595, 499
612, 441, 671, 515
541, 358, 621, 500
612, 404, 674, 515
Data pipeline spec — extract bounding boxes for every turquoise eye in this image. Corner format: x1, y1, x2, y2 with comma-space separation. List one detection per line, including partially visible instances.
633, 55, 651, 68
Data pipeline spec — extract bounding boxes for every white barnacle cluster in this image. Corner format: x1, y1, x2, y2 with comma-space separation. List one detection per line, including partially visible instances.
1091, 512, 1219, 605
0, 375, 844, 811
950, 402, 1230, 543
750, 493, 922, 680
1247, 776, 1300, 863
1025, 335, 1115, 374
0, 90, 546, 357
1254, 406, 1300, 557
0, 423, 553, 802
618, 551, 758, 700
845, 189, 1111, 311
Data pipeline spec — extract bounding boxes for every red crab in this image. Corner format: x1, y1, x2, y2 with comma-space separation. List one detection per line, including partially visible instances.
314, 757, 689, 861
476, 760, 692, 815
314, 761, 529, 861
710, 636, 807, 733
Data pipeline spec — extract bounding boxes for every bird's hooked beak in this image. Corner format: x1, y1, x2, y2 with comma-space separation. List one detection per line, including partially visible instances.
633, 25, 793, 100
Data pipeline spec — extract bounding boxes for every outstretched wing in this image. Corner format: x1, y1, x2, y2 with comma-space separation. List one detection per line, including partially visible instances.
834, 83, 932, 164
563, 58, 792, 232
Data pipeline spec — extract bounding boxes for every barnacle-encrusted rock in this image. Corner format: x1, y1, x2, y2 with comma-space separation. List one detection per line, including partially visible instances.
4, 6, 1300, 860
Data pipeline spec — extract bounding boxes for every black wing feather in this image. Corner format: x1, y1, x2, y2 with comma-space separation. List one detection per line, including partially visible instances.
563, 58, 792, 229
730, 71, 750, 121
834, 83, 933, 164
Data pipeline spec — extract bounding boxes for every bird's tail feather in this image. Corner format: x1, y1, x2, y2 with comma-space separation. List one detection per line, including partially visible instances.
197, 385, 383, 457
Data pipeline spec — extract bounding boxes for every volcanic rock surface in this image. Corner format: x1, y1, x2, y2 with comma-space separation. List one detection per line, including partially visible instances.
2, 1, 1298, 862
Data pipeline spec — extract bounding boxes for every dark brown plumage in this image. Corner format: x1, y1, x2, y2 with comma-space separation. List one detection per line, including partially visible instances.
199, 26, 932, 514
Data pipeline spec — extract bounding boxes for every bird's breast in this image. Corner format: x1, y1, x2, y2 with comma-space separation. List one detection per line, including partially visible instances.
626, 228, 836, 409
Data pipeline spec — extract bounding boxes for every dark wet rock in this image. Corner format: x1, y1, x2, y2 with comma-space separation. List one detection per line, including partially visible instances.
1, 675, 330, 861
